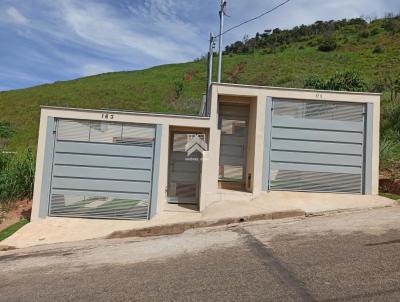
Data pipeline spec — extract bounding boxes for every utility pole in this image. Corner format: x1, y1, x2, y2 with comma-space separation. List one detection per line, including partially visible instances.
217, 0, 227, 83
207, 32, 215, 94
205, 32, 215, 115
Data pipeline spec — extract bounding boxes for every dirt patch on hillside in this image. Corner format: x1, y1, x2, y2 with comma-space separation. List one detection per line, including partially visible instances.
0, 200, 31, 232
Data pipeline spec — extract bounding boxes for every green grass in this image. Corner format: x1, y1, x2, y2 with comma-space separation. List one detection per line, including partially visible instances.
0, 219, 29, 242
0, 16, 399, 152
0, 149, 35, 206
380, 192, 400, 201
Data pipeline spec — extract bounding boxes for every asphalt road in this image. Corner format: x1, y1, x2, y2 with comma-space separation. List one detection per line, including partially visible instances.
1, 207, 400, 301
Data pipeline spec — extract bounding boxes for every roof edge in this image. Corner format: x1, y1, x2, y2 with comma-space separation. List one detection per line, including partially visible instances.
211, 82, 381, 96
40, 106, 210, 119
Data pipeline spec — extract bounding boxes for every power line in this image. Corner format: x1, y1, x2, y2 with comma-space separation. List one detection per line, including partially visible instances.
215, 0, 291, 38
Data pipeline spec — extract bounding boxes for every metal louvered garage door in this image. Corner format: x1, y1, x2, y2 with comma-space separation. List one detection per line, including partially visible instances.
266, 99, 366, 194
48, 119, 156, 220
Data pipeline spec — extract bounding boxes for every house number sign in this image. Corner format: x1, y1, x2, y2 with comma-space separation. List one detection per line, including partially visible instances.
101, 113, 114, 120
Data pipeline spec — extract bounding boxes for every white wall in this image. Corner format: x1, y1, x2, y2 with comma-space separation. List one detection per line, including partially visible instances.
31, 84, 380, 220
211, 83, 380, 196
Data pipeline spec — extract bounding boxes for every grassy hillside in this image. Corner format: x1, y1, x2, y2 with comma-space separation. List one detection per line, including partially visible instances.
0, 15, 400, 154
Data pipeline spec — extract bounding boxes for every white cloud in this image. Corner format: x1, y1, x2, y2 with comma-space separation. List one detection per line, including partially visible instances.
1, 0, 206, 67
6, 7, 28, 25
127, 0, 200, 42
58, 0, 200, 63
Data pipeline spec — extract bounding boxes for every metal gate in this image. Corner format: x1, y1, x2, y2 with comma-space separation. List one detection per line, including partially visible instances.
167, 131, 204, 205
266, 99, 366, 194
48, 119, 156, 219
218, 104, 249, 187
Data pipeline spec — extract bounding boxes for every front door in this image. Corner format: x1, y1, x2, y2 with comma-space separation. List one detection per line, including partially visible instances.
167, 131, 205, 205
218, 103, 249, 190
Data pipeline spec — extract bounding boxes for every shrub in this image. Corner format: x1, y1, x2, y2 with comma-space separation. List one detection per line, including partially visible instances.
0, 149, 35, 208
380, 97, 400, 166
174, 81, 184, 99
375, 73, 400, 101
381, 100, 400, 134
0, 152, 11, 172
0, 122, 13, 140
0, 122, 14, 149
306, 40, 318, 47
261, 48, 275, 55
382, 16, 400, 33
370, 27, 380, 35
359, 30, 370, 38
372, 45, 384, 54
371, 81, 385, 93
318, 38, 337, 52
380, 137, 400, 168
303, 75, 324, 90
304, 71, 366, 91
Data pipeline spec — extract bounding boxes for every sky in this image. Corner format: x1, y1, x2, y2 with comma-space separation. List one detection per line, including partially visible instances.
0, 0, 399, 91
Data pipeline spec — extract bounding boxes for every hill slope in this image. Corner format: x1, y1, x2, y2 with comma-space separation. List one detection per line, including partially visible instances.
1, 16, 400, 150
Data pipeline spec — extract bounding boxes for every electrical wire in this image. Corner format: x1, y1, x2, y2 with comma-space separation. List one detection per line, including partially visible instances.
215, 0, 291, 38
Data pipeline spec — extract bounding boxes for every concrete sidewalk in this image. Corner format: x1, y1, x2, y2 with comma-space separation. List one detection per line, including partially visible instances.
2, 191, 396, 249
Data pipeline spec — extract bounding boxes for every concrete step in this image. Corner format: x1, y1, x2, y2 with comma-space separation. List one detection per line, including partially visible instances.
163, 203, 199, 213
214, 189, 254, 202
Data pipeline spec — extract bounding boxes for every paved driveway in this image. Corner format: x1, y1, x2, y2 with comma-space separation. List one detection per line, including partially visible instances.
1, 207, 400, 301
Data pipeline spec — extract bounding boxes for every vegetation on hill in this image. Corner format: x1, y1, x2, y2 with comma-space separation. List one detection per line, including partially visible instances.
223, 15, 400, 55
0, 14, 399, 176
303, 71, 367, 91
0, 150, 35, 213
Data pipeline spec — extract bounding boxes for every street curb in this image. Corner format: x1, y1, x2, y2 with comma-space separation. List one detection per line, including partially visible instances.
0, 245, 16, 251
305, 204, 396, 217
106, 210, 305, 239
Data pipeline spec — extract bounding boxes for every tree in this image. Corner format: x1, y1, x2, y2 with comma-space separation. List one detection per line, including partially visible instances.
382, 14, 400, 34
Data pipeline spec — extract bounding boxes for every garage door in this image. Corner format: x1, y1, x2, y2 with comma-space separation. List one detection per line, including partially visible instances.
266, 99, 366, 194
48, 119, 156, 219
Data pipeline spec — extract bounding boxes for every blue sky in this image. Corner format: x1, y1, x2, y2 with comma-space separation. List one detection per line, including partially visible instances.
0, 0, 399, 91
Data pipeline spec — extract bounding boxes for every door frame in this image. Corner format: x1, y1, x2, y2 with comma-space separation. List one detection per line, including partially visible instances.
262, 97, 273, 191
